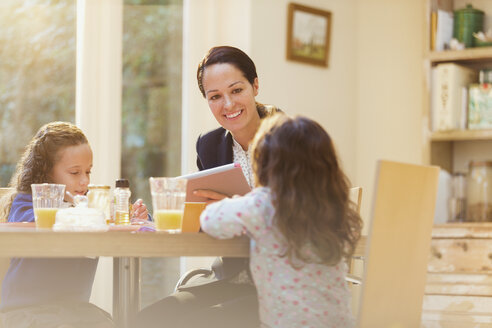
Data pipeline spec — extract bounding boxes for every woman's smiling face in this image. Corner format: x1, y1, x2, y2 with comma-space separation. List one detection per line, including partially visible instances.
202, 63, 260, 136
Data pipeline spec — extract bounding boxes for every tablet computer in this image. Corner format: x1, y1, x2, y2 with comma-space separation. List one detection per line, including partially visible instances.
179, 163, 251, 202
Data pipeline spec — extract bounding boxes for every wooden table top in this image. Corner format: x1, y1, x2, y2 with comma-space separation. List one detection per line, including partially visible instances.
0, 222, 367, 259
0, 223, 250, 258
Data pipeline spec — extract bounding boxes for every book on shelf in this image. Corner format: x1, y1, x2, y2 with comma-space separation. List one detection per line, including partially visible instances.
434, 9, 453, 52
430, 11, 437, 51
460, 86, 468, 130
468, 83, 492, 130
431, 63, 478, 132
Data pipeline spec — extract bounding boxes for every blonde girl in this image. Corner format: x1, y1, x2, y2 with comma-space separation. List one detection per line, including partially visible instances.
0, 122, 147, 328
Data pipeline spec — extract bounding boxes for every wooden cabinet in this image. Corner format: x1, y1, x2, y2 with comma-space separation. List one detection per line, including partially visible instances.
423, 3, 492, 325
424, 0, 492, 174
422, 224, 492, 327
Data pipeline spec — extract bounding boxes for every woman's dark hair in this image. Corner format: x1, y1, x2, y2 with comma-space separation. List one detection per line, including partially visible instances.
251, 114, 362, 266
197, 46, 258, 97
0, 122, 88, 221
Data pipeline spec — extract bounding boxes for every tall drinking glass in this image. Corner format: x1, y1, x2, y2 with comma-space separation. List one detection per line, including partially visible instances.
31, 183, 66, 229
149, 177, 187, 233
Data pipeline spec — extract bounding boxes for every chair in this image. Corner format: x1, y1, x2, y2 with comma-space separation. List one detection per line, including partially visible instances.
355, 160, 439, 327
0, 188, 13, 304
0, 188, 12, 198
350, 186, 363, 214
346, 187, 363, 285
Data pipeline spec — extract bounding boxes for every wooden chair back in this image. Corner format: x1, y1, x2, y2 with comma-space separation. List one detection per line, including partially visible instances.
356, 160, 440, 328
0, 188, 14, 303
0, 188, 12, 198
350, 186, 363, 214
347, 186, 363, 286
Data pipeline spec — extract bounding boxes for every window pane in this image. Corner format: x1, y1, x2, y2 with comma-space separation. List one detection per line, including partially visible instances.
0, 0, 76, 186
122, 0, 183, 308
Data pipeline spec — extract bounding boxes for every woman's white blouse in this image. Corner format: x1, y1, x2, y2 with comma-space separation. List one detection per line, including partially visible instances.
232, 137, 254, 188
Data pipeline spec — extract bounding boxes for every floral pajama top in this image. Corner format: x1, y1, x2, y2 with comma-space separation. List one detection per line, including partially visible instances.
200, 187, 355, 328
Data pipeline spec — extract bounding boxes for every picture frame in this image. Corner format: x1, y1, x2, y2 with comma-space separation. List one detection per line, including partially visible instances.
286, 3, 332, 67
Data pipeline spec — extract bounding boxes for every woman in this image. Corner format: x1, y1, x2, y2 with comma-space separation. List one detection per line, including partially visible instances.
135, 46, 281, 328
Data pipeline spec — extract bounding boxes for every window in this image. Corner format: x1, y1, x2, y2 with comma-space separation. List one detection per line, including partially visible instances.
122, 0, 183, 307
0, 0, 76, 186
0, 0, 184, 310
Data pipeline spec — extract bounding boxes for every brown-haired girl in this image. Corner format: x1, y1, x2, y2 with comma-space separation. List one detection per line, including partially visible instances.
200, 114, 362, 328
0, 121, 148, 327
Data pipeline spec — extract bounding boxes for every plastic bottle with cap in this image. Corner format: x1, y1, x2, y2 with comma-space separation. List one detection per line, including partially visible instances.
114, 179, 131, 225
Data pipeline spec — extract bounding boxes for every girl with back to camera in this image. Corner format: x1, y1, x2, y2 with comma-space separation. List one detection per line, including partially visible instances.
0, 121, 148, 328
200, 114, 363, 328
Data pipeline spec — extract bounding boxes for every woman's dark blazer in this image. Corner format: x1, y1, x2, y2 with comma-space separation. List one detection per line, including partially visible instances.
194, 104, 281, 280
196, 127, 233, 171
195, 127, 248, 280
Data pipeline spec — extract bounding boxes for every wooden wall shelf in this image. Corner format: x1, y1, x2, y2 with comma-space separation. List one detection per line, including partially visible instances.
430, 129, 492, 141
428, 47, 492, 65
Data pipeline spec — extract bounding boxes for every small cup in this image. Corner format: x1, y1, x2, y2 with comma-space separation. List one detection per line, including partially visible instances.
182, 202, 207, 233
149, 177, 187, 233
31, 183, 66, 229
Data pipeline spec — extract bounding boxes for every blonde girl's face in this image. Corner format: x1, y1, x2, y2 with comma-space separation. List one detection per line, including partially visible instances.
50, 143, 93, 201
202, 63, 260, 135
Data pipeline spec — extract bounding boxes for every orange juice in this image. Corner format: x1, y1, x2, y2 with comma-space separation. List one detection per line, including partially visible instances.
34, 208, 58, 229
154, 209, 183, 232
182, 202, 206, 232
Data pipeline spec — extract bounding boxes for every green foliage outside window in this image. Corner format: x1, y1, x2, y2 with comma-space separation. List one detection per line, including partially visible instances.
0, 0, 76, 187
121, 0, 183, 209
122, 0, 183, 308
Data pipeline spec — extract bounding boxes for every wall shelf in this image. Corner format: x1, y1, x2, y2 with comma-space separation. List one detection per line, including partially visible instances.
428, 47, 492, 67
430, 129, 492, 141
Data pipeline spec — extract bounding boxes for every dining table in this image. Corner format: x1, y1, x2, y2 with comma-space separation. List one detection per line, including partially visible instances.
0, 222, 367, 328
0, 222, 250, 328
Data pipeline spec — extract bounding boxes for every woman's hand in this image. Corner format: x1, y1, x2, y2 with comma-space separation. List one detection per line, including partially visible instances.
193, 189, 228, 205
131, 199, 149, 224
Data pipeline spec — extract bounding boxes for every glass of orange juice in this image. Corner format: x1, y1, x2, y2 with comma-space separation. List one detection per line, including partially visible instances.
31, 183, 66, 229
182, 202, 207, 233
149, 177, 187, 233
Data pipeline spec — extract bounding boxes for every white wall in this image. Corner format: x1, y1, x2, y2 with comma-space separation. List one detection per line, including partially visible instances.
250, 0, 358, 180
250, 0, 425, 228
355, 0, 424, 227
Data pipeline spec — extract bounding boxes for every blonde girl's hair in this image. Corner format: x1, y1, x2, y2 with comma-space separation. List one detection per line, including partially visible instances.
251, 114, 362, 266
0, 122, 88, 222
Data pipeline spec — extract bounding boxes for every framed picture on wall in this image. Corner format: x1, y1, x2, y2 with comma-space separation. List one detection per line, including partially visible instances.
286, 3, 332, 67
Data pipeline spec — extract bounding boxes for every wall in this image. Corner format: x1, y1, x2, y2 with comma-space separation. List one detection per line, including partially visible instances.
355, 0, 424, 227
250, 0, 358, 181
